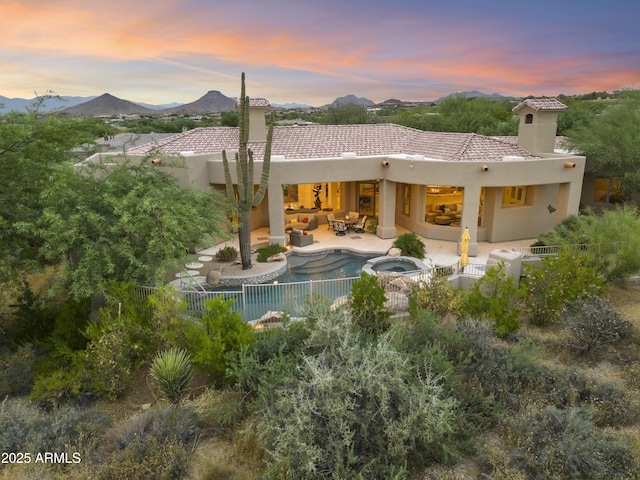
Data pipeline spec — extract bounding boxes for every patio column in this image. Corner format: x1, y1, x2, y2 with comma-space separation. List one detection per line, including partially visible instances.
458, 185, 480, 256
376, 179, 396, 239
268, 182, 287, 246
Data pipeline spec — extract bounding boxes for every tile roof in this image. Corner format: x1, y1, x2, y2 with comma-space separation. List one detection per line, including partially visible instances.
512, 98, 568, 112
127, 123, 539, 162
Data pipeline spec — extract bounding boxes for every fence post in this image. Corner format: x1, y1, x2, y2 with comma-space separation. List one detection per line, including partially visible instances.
242, 284, 248, 321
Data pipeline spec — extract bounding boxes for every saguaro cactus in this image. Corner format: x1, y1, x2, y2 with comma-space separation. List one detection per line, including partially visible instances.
222, 73, 273, 269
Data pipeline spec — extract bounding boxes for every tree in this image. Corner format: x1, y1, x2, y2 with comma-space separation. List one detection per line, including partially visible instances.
566, 91, 640, 196
222, 73, 273, 269
37, 158, 229, 299
320, 103, 369, 124
0, 97, 113, 287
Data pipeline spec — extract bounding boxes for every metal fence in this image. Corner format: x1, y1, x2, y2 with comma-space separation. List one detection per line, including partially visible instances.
141, 242, 607, 321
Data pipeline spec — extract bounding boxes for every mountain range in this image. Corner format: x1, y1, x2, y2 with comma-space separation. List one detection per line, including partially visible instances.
1, 90, 512, 116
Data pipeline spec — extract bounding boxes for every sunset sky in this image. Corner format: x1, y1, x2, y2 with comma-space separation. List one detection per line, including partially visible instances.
2, 0, 639, 106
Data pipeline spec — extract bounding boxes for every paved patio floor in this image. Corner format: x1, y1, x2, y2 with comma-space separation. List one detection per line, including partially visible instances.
202, 225, 536, 268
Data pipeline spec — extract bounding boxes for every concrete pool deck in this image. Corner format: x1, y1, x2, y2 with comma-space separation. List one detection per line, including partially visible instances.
200, 225, 536, 269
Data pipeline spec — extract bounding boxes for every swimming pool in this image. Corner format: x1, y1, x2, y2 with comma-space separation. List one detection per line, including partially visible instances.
278, 250, 376, 283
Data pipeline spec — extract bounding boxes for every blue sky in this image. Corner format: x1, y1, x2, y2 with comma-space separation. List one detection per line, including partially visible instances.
1, 0, 638, 105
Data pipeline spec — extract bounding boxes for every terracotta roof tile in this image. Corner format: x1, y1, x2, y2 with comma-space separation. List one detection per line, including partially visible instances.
512, 98, 568, 112
127, 124, 540, 162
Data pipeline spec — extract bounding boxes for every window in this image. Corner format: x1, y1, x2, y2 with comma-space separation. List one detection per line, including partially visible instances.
401, 184, 411, 215
284, 183, 341, 211
502, 186, 528, 206
593, 178, 623, 204
525, 113, 533, 124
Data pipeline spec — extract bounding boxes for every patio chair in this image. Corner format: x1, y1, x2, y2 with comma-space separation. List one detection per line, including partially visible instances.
353, 215, 367, 233
348, 211, 360, 220
334, 220, 347, 236
290, 229, 313, 247
326, 213, 336, 230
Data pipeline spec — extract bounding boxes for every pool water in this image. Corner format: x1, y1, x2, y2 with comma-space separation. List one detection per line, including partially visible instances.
372, 259, 417, 273
278, 251, 375, 283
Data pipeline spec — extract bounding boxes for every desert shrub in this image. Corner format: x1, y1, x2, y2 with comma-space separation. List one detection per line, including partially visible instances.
392, 231, 426, 258
215, 245, 238, 262
562, 294, 632, 355
409, 274, 464, 318
504, 406, 638, 479
459, 320, 540, 409
462, 262, 523, 337
533, 206, 640, 284
10, 282, 58, 343
149, 348, 193, 405
580, 205, 640, 284
533, 213, 588, 247
97, 407, 199, 480
0, 343, 37, 396
0, 397, 109, 455
254, 314, 457, 479
540, 367, 636, 428
32, 283, 159, 404
162, 296, 254, 385
256, 243, 287, 262
350, 272, 391, 335
189, 388, 246, 433
522, 247, 603, 326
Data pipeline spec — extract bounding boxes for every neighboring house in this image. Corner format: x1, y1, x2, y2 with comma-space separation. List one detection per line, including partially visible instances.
80, 98, 585, 257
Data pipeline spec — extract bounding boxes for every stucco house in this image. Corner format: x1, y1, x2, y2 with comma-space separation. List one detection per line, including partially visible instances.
81, 97, 585, 257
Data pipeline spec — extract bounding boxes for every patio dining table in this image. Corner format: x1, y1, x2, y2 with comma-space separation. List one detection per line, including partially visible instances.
339, 217, 357, 231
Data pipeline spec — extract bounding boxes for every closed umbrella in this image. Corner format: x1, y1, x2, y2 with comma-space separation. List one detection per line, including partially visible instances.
460, 227, 470, 269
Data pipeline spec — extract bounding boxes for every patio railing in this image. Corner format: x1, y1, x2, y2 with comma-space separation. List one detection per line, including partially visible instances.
137, 242, 613, 321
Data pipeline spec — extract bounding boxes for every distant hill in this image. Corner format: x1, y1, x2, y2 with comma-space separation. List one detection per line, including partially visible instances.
60, 93, 156, 116
137, 101, 184, 110
161, 90, 236, 114
272, 102, 313, 109
433, 91, 513, 103
323, 95, 376, 109
0, 95, 97, 114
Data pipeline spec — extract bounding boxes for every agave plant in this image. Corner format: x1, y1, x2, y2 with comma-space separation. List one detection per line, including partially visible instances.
149, 348, 193, 405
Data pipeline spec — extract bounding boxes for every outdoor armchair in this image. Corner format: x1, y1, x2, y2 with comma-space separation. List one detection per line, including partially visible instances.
353, 215, 367, 233
334, 220, 347, 236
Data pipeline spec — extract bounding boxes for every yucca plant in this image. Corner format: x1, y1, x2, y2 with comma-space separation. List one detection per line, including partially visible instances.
149, 348, 193, 405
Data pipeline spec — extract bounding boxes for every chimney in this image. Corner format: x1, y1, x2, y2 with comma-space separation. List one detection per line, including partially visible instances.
512, 98, 567, 154
241, 98, 270, 143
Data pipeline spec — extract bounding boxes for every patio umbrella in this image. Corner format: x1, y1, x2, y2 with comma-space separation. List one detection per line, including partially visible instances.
460, 227, 470, 269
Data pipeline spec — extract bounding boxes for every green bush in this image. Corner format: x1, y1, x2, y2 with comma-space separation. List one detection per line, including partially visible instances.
149, 348, 193, 405
462, 262, 523, 338
533, 205, 640, 285
459, 320, 540, 409
0, 344, 37, 397
562, 294, 632, 355
256, 243, 287, 262
505, 406, 638, 479
350, 272, 391, 335
522, 248, 603, 327
409, 274, 464, 318
162, 296, 254, 385
392, 232, 426, 258
254, 313, 457, 479
32, 283, 159, 404
215, 245, 238, 262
